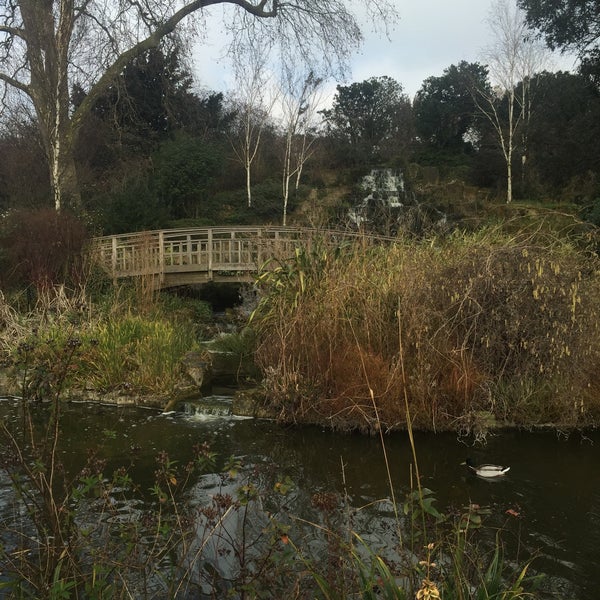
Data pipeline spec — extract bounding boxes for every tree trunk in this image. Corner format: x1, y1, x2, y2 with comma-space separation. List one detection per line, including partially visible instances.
21, 0, 80, 211
50, 139, 81, 212
506, 154, 513, 204
246, 156, 252, 208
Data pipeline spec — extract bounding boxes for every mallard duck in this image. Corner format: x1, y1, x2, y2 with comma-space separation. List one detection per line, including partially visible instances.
464, 458, 510, 478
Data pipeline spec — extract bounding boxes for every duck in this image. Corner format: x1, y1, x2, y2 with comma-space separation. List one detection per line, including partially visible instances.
464, 457, 510, 478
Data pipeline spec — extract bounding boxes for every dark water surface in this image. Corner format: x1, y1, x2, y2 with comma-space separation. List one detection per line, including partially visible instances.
1, 395, 598, 598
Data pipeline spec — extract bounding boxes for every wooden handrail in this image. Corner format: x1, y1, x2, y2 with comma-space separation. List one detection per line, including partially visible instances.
92, 226, 312, 286
91, 225, 393, 288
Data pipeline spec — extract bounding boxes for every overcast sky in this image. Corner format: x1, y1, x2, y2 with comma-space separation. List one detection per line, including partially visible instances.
191, 0, 579, 103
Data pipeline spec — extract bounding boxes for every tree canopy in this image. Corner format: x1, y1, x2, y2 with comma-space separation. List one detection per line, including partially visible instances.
414, 61, 489, 150
321, 76, 413, 165
517, 0, 600, 85
517, 0, 600, 55
526, 70, 600, 192
0, 0, 398, 211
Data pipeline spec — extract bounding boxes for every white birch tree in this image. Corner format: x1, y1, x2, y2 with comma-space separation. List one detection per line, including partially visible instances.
477, 0, 548, 203
277, 68, 323, 226
229, 45, 278, 208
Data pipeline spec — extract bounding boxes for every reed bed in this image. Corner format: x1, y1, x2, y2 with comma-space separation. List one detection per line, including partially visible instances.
253, 227, 600, 433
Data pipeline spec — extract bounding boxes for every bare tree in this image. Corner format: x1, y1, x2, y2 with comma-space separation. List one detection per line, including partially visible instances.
229, 44, 278, 208
477, 0, 548, 203
0, 0, 398, 212
277, 68, 324, 226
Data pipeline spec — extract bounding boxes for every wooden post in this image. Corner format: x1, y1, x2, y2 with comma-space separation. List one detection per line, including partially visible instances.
111, 236, 118, 286
159, 230, 165, 286
208, 228, 213, 280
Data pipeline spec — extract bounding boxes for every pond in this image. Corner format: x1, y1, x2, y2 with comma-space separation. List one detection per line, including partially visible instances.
1, 392, 598, 599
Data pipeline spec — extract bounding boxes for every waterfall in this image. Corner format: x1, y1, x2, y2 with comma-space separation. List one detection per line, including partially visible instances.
348, 168, 405, 229
347, 168, 447, 235
182, 395, 233, 419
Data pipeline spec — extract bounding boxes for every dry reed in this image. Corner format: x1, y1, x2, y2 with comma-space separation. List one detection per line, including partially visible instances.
253, 228, 600, 433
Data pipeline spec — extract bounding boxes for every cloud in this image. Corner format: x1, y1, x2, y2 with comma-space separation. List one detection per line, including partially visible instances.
192, 0, 578, 102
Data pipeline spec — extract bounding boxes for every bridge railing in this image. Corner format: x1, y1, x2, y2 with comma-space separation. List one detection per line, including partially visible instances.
91, 226, 310, 284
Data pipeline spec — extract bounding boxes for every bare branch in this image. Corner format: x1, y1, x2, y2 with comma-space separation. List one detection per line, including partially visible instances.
0, 71, 30, 96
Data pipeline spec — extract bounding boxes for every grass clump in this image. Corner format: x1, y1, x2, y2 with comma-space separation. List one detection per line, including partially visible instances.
252, 226, 600, 433
82, 314, 198, 393
0, 284, 210, 399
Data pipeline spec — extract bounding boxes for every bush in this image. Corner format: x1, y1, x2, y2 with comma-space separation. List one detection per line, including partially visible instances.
153, 134, 224, 220
0, 208, 88, 292
94, 176, 169, 235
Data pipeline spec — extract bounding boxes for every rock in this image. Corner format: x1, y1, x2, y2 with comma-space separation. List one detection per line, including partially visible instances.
181, 351, 212, 389
233, 388, 276, 419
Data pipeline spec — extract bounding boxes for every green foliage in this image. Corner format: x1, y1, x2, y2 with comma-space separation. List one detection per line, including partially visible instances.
167, 178, 310, 227
81, 315, 198, 393
95, 175, 169, 234
321, 76, 414, 166
582, 197, 600, 227
207, 326, 256, 356
296, 493, 537, 600
525, 71, 600, 198
76, 45, 225, 147
5, 315, 198, 396
414, 61, 490, 150
0, 124, 50, 210
0, 284, 209, 396
156, 289, 213, 324
517, 0, 600, 66
210, 179, 298, 225
153, 133, 224, 220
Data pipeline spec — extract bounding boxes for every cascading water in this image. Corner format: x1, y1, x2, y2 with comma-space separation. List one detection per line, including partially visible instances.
347, 168, 446, 235
181, 395, 234, 419
348, 168, 404, 228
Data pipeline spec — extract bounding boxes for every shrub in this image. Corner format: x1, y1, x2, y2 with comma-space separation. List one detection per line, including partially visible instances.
0, 208, 88, 292
153, 134, 224, 220
94, 176, 169, 234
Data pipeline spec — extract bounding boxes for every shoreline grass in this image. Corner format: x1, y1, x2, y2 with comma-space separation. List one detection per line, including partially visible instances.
252, 226, 600, 434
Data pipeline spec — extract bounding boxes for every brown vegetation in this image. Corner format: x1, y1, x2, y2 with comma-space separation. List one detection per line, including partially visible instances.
252, 226, 600, 433
0, 208, 89, 292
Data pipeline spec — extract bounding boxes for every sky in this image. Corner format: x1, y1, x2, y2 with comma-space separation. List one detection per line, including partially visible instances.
191, 0, 579, 104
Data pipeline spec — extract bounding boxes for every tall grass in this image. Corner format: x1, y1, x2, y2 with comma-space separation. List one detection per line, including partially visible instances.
288, 312, 538, 599
0, 284, 208, 397
82, 315, 197, 393
253, 226, 600, 433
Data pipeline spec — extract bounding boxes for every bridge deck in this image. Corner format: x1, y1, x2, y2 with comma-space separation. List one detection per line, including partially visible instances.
92, 226, 337, 287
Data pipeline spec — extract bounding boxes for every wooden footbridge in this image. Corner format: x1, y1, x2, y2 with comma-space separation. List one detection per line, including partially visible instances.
92, 226, 369, 288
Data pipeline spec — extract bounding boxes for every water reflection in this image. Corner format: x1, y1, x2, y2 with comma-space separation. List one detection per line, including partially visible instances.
1, 396, 598, 599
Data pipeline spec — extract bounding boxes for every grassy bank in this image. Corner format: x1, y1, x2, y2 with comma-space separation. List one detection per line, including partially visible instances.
251, 225, 600, 433
0, 285, 212, 401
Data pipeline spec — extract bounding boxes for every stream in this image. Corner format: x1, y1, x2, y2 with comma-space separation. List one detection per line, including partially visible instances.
1, 392, 598, 598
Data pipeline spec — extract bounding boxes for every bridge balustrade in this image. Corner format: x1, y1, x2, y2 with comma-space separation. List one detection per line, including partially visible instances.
92, 226, 309, 287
